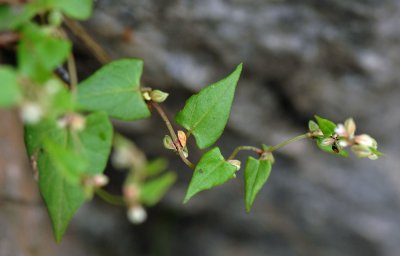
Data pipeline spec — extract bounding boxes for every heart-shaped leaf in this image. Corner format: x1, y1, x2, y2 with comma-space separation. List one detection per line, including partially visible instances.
77, 59, 150, 121
25, 112, 113, 242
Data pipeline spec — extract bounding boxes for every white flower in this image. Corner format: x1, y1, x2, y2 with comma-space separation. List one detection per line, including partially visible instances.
335, 118, 356, 139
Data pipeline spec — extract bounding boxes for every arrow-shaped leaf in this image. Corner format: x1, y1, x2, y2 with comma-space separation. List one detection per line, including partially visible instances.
140, 172, 177, 206
244, 157, 272, 212
176, 64, 242, 149
184, 147, 237, 203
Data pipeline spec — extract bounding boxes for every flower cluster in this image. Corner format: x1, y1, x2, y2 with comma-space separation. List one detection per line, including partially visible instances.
320, 118, 382, 160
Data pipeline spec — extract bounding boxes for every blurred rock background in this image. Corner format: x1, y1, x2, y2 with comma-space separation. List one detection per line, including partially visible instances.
2, 0, 400, 255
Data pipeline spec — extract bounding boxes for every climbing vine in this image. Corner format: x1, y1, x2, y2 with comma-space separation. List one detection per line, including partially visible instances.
0, 0, 383, 242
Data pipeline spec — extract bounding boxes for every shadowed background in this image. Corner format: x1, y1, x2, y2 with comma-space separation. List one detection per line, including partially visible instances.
1, 0, 400, 255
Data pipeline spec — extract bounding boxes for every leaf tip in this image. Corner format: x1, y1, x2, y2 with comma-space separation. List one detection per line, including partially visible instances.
245, 205, 252, 213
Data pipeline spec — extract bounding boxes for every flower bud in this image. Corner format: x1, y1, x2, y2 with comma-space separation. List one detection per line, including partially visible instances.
163, 135, 176, 150
142, 91, 151, 101
127, 205, 147, 224
70, 114, 86, 131
48, 10, 63, 27
112, 146, 134, 169
308, 120, 319, 132
92, 174, 109, 187
344, 118, 356, 138
227, 159, 241, 171
20, 102, 43, 124
351, 145, 372, 158
177, 130, 187, 147
354, 134, 377, 148
44, 79, 61, 95
182, 146, 189, 158
123, 184, 140, 202
83, 174, 109, 188
260, 151, 275, 163
150, 90, 169, 103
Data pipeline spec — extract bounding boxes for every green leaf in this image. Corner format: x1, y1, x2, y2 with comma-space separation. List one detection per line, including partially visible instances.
184, 147, 237, 203
0, 5, 37, 31
315, 115, 336, 136
176, 64, 242, 149
18, 23, 71, 82
140, 172, 177, 206
145, 158, 169, 177
74, 112, 113, 173
24, 112, 113, 242
77, 59, 151, 120
244, 157, 272, 212
53, 0, 93, 20
0, 66, 21, 107
43, 139, 88, 184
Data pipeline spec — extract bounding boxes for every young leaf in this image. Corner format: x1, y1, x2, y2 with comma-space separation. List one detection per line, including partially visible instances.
0, 67, 21, 107
140, 172, 177, 206
24, 112, 113, 242
315, 115, 336, 136
77, 59, 151, 121
244, 157, 272, 212
184, 147, 237, 203
53, 0, 93, 20
176, 64, 242, 149
18, 23, 71, 82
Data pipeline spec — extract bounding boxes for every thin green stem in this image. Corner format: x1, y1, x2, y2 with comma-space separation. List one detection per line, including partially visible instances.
227, 146, 262, 160
267, 133, 309, 152
95, 188, 126, 206
151, 102, 195, 169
